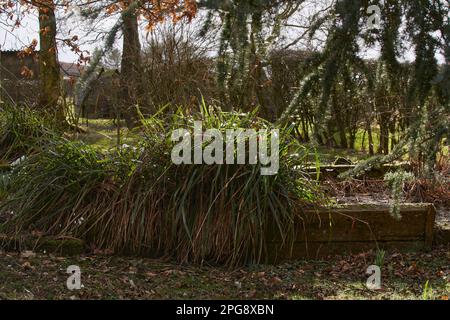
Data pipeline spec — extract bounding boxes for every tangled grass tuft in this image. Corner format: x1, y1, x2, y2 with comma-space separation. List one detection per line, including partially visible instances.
1, 107, 323, 266
0, 105, 58, 162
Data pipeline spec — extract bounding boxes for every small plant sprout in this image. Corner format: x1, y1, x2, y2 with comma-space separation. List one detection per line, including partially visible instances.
422, 280, 434, 300
375, 249, 386, 268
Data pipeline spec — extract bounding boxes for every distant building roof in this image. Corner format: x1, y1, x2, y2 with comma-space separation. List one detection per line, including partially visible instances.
1, 50, 83, 78
59, 61, 83, 78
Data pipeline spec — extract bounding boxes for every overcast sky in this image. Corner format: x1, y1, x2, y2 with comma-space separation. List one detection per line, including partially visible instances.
0, 7, 113, 63
0, 4, 445, 65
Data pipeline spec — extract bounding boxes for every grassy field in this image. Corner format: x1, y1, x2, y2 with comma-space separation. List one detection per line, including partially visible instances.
74, 118, 373, 165
0, 247, 448, 300
74, 118, 140, 152
76, 119, 448, 167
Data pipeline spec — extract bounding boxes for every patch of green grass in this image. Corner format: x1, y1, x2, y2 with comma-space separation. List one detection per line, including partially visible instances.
308, 145, 369, 165
73, 118, 140, 151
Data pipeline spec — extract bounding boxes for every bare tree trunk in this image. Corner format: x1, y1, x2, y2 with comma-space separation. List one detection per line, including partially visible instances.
36, 0, 63, 122
366, 120, 374, 156
337, 120, 348, 149
120, 5, 144, 129
361, 130, 366, 152
389, 120, 397, 150
332, 92, 347, 148
349, 129, 356, 150
378, 115, 390, 154
301, 119, 309, 142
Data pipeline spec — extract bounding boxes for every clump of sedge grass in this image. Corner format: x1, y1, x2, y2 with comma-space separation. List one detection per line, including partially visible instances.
0, 104, 58, 162
0, 138, 115, 237
1, 105, 323, 267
